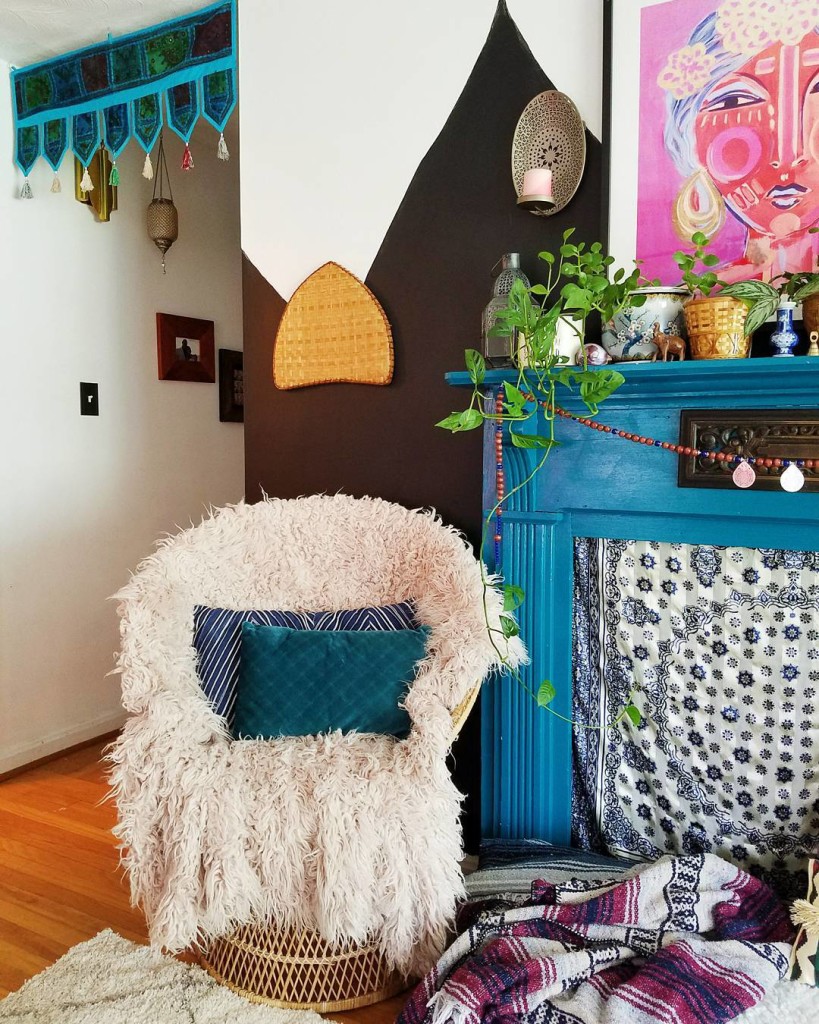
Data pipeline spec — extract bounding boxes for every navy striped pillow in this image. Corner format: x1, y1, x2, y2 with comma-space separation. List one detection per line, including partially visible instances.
192, 601, 418, 724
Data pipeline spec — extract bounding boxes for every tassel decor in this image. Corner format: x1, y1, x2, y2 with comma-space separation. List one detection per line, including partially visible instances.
181, 143, 194, 171
792, 898, 819, 935
80, 165, 94, 193
109, 162, 120, 187
51, 174, 61, 193
20, 178, 33, 199
142, 152, 154, 180
217, 133, 230, 161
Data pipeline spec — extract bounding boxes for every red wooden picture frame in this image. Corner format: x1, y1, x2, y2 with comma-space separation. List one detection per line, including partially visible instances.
156, 312, 215, 382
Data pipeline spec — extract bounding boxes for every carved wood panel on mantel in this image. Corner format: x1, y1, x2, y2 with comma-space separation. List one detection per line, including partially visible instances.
679, 409, 819, 492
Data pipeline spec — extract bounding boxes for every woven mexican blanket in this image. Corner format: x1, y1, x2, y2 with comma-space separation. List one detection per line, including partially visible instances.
399, 854, 794, 1024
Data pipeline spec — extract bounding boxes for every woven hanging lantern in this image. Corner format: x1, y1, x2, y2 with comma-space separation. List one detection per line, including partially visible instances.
146, 133, 178, 273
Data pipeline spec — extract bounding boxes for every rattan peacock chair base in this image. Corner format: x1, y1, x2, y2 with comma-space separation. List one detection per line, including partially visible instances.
200, 687, 480, 1011
200, 921, 409, 1012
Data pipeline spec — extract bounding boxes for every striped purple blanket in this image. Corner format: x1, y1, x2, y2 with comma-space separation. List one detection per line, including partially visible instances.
399, 855, 795, 1024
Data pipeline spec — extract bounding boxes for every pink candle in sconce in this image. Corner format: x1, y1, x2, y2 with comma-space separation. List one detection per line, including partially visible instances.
522, 167, 553, 199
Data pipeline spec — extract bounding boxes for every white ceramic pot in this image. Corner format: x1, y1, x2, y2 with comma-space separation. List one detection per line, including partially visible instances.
601, 286, 688, 362
517, 317, 582, 366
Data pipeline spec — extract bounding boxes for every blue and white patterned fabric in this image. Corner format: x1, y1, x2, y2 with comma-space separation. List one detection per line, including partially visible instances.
572, 538, 819, 900
193, 600, 418, 725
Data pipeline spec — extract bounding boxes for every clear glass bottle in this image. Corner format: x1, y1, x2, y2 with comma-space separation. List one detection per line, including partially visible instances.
482, 253, 530, 367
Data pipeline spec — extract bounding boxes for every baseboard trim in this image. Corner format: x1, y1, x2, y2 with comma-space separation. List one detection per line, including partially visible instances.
0, 712, 126, 777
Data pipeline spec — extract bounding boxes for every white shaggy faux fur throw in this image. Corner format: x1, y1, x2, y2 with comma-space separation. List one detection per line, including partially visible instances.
108, 495, 526, 977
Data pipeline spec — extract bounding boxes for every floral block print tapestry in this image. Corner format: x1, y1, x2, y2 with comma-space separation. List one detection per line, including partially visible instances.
572, 538, 819, 900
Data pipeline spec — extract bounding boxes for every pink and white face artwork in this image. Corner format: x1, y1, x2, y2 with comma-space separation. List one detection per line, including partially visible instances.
693, 33, 819, 240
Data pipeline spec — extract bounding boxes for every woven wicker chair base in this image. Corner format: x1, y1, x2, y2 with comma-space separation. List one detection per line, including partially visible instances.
201, 689, 479, 1011
200, 922, 408, 1012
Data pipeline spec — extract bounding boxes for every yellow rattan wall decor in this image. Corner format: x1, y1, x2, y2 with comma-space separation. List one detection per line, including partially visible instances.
273, 262, 394, 389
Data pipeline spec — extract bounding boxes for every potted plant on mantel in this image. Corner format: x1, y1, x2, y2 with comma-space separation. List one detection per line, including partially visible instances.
717, 250, 819, 358
436, 229, 642, 725
673, 232, 751, 359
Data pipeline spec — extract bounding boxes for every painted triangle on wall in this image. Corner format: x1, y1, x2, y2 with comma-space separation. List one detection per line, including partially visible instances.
273, 262, 394, 389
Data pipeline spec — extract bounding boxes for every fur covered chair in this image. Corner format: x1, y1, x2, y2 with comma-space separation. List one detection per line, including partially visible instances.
108, 494, 525, 1007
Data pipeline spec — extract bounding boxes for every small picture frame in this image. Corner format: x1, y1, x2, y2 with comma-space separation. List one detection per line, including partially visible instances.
219, 349, 244, 423
156, 312, 215, 382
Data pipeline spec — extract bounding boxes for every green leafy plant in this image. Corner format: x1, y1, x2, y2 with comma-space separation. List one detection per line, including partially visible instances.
672, 231, 724, 297
718, 279, 781, 336
436, 230, 645, 727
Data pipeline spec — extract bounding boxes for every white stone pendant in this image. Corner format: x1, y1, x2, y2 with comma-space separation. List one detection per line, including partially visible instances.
732, 461, 756, 488
780, 463, 805, 492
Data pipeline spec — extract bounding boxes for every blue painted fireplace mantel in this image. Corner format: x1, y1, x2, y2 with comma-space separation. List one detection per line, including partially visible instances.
447, 357, 819, 841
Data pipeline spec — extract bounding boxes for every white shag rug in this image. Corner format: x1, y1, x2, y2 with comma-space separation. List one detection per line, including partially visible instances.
0, 931, 326, 1024
735, 979, 819, 1023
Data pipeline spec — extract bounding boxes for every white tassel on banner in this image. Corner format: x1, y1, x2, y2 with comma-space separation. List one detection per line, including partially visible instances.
217, 133, 230, 161
142, 151, 154, 180
51, 174, 61, 193
80, 165, 94, 193
20, 178, 33, 199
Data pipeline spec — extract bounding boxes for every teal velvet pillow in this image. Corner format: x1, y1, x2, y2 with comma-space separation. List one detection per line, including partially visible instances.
232, 622, 431, 740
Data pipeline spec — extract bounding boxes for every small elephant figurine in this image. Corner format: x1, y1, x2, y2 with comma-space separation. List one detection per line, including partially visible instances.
650, 322, 686, 361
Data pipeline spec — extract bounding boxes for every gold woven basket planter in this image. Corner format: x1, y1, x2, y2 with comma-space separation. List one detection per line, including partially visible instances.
201, 688, 479, 1011
201, 921, 406, 1012
802, 292, 819, 334
683, 295, 750, 359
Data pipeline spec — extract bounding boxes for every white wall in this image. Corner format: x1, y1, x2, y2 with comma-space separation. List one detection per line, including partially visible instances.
239, 0, 603, 300
0, 70, 243, 773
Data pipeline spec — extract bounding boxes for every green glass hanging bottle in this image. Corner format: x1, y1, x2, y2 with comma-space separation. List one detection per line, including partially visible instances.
482, 253, 530, 367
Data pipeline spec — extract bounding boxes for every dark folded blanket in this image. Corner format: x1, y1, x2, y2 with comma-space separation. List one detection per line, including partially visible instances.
401, 853, 795, 1024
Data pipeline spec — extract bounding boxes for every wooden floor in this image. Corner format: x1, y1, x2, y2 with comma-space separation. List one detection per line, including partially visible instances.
0, 739, 408, 1022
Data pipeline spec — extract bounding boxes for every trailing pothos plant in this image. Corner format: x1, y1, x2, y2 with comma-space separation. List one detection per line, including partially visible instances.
437, 229, 649, 728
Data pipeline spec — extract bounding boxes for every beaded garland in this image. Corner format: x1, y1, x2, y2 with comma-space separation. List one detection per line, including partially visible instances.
551, 405, 812, 490
494, 391, 504, 568
492, 386, 811, 566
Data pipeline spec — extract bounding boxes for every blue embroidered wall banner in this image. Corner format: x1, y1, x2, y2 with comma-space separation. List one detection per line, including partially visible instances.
133, 94, 163, 152
572, 537, 819, 902
72, 111, 100, 166
202, 69, 236, 131
166, 81, 200, 143
10, 0, 235, 173
103, 103, 131, 158
42, 119, 68, 172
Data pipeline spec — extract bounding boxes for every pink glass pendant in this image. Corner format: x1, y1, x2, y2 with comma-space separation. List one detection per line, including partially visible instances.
732, 461, 756, 489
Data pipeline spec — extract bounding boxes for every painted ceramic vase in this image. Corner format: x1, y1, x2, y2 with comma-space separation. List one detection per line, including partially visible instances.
601, 287, 688, 362
770, 299, 799, 357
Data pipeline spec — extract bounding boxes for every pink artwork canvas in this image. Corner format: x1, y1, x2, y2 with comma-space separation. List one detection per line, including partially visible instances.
636, 0, 819, 284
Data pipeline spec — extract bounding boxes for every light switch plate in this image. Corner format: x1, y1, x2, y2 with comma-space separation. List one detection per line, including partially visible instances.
80, 382, 99, 416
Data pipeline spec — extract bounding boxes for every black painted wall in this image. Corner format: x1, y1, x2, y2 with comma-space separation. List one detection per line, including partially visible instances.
243, 1, 604, 848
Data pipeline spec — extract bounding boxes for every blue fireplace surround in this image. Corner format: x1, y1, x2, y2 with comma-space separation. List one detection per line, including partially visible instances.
447, 356, 819, 842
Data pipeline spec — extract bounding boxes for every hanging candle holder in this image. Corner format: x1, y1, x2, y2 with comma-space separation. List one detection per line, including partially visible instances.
146, 132, 178, 274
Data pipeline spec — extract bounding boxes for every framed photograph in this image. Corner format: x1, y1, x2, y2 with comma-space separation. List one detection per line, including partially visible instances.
604, 0, 819, 284
156, 312, 215, 382
218, 349, 244, 422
